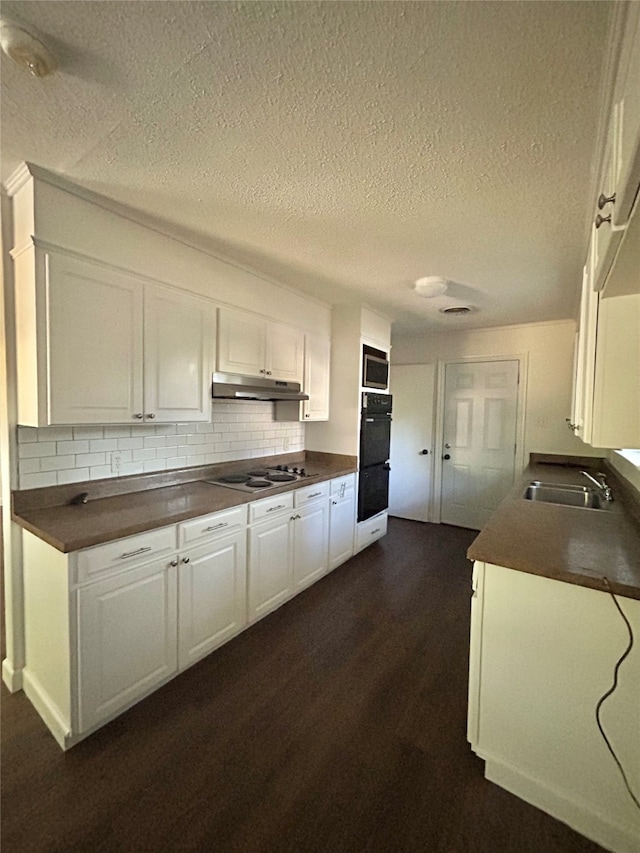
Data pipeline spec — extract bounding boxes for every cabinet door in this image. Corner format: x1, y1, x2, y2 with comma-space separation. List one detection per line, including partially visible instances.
266, 322, 304, 382
574, 257, 599, 443
292, 501, 329, 591
47, 253, 143, 424
178, 530, 247, 670
613, 2, 640, 225
217, 308, 266, 378
144, 284, 213, 423
328, 490, 355, 571
248, 514, 293, 623
592, 113, 624, 292
76, 558, 177, 732
303, 334, 330, 421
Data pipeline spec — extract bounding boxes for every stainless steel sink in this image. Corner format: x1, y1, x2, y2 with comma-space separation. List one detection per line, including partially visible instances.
523, 481, 611, 510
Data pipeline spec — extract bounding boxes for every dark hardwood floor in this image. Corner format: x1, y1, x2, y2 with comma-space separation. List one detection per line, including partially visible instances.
1, 519, 603, 852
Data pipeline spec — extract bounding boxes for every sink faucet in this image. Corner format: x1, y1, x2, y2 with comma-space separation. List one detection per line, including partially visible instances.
581, 471, 613, 501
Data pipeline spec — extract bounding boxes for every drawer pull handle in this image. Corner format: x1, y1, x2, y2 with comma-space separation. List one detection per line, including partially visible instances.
371, 528, 380, 535
267, 504, 286, 513
204, 522, 228, 531
120, 546, 152, 559
307, 491, 322, 499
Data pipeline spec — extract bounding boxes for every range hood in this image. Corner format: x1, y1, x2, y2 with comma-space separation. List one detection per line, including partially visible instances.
212, 372, 309, 402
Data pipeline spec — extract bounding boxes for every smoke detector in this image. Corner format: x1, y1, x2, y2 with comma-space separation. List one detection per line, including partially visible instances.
413, 276, 449, 298
439, 305, 473, 316
0, 20, 57, 77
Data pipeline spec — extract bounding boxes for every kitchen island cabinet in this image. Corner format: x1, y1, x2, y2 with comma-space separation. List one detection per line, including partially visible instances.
468, 561, 640, 853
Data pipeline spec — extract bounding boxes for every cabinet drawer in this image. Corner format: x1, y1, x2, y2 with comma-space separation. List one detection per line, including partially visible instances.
178, 505, 247, 548
330, 474, 356, 496
294, 481, 330, 507
75, 526, 177, 585
249, 491, 294, 523
355, 512, 388, 552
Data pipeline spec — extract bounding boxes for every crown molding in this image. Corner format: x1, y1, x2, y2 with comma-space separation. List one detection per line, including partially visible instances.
3, 162, 33, 197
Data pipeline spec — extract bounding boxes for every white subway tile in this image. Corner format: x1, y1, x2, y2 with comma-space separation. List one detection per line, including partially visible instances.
37, 427, 74, 441
20, 458, 41, 474
187, 434, 205, 445
103, 426, 132, 438
89, 439, 118, 453
153, 424, 177, 435
73, 426, 104, 440
58, 468, 89, 484
19, 441, 57, 458
205, 453, 220, 464
132, 449, 157, 462
144, 460, 165, 472
215, 442, 230, 452
188, 454, 205, 466
76, 452, 107, 467
89, 466, 114, 480
39, 455, 77, 472
196, 423, 213, 433
155, 447, 177, 459
56, 440, 90, 455
165, 456, 187, 469
17, 426, 39, 443
130, 425, 151, 435
20, 471, 58, 489
164, 436, 181, 447
184, 445, 203, 456
115, 450, 133, 464
143, 436, 166, 448
117, 437, 144, 450
119, 462, 144, 476
176, 423, 192, 434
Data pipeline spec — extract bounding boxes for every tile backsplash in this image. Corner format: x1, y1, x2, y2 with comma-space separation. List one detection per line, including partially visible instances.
17, 402, 305, 489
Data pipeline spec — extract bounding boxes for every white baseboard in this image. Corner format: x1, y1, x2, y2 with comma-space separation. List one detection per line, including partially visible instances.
485, 757, 640, 853
2, 658, 23, 692
22, 670, 71, 750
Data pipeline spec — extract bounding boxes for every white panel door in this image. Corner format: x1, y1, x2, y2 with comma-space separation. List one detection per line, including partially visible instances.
248, 515, 293, 622
303, 334, 330, 420
328, 489, 355, 571
441, 360, 519, 530
266, 322, 304, 383
77, 558, 177, 732
144, 284, 213, 423
217, 308, 266, 377
47, 253, 144, 424
178, 530, 247, 670
388, 364, 436, 522
292, 501, 329, 590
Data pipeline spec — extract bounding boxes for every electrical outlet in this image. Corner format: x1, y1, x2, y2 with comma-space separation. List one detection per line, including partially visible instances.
111, 451, 123, 473
283, 436, 290, 451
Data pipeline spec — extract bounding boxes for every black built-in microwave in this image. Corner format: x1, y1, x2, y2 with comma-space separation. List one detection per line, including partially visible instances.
362, 344, 389, 389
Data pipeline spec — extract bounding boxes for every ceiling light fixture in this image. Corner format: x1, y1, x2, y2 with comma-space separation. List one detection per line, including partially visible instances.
413, 276, 449, 298
0, 19, 57, 77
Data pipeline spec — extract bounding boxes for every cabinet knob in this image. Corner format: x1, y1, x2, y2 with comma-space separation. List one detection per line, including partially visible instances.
181, 557, 190, 564
443, 454, 451, 460
305, 414, 310, 418
146, 413, 155, 419
266, 370, 272, 376
419, 449, 429, 455
597, 192, 616, 210
260, 369, 265, 374
169, 559, 178, 567
595, 213, 611, 229
133, 413, 144, 419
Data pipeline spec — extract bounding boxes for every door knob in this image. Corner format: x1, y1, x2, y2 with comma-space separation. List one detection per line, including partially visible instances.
443, 454, 451, 460
419, 449, 429, 455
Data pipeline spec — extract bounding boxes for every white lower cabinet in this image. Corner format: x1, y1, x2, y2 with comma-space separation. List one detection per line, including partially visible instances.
248, 511, 293, 623
178, 530, 247, 670
328, 477, 356, 570
469, 562, 640, 853
293, 501, 329, 591
77, 557, 178, 732
355, 510, 388, 553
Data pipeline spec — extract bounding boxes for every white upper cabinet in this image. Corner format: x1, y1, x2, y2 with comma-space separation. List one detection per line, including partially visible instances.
47, 252, 144, 425
613, 1, 640, 226
217, 307, 303, 383
592, 111, 624, 292
143, 284, 213, 423
16, 249, 214, 426
274, 332, 331, 423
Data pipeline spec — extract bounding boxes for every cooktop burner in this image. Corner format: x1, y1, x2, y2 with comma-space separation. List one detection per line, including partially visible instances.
205, 465, 312, 493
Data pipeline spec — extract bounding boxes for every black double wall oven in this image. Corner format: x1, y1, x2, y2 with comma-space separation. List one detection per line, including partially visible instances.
358, 392, 392, 522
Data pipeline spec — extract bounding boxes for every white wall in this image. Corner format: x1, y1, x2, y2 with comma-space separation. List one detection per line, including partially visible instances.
392, 320, 603, 463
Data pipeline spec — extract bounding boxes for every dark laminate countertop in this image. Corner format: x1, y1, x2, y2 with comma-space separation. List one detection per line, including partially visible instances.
12, 452, 357, 554
468, 457, 640, 601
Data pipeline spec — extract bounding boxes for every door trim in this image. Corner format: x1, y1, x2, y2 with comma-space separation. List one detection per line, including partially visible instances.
432, 354, 528, 524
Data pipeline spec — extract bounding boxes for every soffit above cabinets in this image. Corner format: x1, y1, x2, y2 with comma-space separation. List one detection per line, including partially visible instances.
0, 1, 612, 335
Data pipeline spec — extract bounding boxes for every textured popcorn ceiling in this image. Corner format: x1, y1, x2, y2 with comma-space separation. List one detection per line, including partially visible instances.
0, 1, 610, 335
